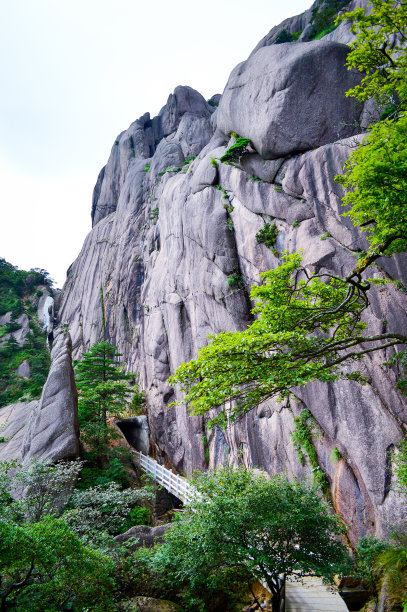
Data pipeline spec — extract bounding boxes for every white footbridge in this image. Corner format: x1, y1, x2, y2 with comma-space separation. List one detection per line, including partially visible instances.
131, 450, 348, 612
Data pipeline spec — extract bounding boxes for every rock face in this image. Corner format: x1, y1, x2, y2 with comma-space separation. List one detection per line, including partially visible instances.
216, 40, 363, 159
0, 331, 79, 464
58, 0, 407, 544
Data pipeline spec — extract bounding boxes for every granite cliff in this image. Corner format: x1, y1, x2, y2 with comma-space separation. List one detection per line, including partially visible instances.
51, 0, 407, 545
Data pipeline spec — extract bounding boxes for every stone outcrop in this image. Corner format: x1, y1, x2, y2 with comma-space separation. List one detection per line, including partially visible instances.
216, 41, 363, 159
115, 523, 170, 550
0, 331, 79, 464
57, 0, 407, 545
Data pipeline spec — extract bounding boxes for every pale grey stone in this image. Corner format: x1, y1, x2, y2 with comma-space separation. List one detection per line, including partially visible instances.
15, 359, 30, 379
216, 41, 364, 159
57, 5, 407, 546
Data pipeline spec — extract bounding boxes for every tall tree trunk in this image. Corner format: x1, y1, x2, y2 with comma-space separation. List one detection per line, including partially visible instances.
271, 591, 281, 612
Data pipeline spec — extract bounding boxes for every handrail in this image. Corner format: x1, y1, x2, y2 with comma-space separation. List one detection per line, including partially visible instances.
131, 450, 195, 504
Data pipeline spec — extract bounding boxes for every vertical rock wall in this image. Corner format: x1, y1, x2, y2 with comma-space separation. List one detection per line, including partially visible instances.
58, 7, 407, 544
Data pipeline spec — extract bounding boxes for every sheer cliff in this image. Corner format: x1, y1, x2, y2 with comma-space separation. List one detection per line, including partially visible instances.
57, 0, 407, 544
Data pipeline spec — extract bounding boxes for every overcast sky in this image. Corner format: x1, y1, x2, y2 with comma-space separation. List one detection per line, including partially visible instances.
0, 0, 311, 287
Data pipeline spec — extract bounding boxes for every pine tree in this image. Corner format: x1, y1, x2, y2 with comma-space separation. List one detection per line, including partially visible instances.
74, 341, 133, 454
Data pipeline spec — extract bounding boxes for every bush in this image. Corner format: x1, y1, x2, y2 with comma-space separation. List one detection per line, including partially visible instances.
220, 136, 251, 164
275, 29, 302, 43
255, 222, 278, 248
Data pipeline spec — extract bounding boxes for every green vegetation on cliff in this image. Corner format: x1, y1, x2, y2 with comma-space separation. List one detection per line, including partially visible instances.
169, 0, 407, 427
0, 258, 52, 408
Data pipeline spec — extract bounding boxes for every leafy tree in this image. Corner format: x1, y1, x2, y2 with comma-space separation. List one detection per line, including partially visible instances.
63, 481, 153, 543
170, 253, 406, 426
0, 518, 115, 611
151, 467, 351, 612
75, 341, 137, 453
338, 0, 407, 110
336, 0, 407, 258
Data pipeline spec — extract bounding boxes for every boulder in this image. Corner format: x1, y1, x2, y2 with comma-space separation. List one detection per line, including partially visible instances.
0, 331, 79, 464
120, 597, 183, 612
114, 523, 171, 549
216, 40, 363, 159
21, 331, 79, 463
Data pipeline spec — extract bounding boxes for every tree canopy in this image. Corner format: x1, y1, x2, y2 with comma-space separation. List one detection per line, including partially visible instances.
75, 341, 139, 453
151, 467, 351, 612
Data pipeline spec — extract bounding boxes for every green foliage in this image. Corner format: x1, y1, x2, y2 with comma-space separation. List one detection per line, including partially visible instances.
354, 534, 390, 593
394, 436, 407, 495
247, 174, 264, 183
151, 467, 350, 610
0, 517, 116, 611
320, 231, 331, 240
0, 258, 51, 408
201, 433, 210, 465
64, 481, 153, 540
226, 272, 242, 288
210, 157, 218, 169
148, 206, 159, 221
336, 2, 407, 256
226, 217, 234, 233
75, 341, 134, 453
168, 2, 407, 428
126, 506, 151, 527
291, 409, 328, 491
219, 136, 251, 164
311, 0, 350, 40
130, 383, 146, 415
256, 222, 279, 248
169, 252, 383, 427
144, 163, 150, 172
375, 531, 407, 609
312, 23, 338, 39
354, 531, 407, 607
76, 451, 130, 489
0, 457, 154, 609
0, 458, 83, 524
223, 202, 234, 213
331, 446, 342, 462
336, 114, 407, 257
338, 0, 407, 108
275, 28, 302, 43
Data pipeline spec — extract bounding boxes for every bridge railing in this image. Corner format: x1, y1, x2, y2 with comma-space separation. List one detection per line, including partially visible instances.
131, 450, 195, 504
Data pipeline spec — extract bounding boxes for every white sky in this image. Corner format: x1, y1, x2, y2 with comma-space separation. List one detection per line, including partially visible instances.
0, 0, 311, 287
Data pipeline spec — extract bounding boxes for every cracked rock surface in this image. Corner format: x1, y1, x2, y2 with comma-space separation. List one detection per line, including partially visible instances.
58, 1, 407, 544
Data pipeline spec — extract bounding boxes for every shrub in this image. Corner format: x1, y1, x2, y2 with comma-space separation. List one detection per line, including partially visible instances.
226, 272, 242, 288
220, 137, 251, 164
275, 29, 302, 44
255, 222, 279, 248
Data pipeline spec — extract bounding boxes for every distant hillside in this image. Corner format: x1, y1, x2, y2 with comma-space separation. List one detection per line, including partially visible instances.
0, 258, 53, 407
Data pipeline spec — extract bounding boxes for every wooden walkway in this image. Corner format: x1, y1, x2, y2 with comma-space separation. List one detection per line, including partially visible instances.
132, 451, 348, 612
